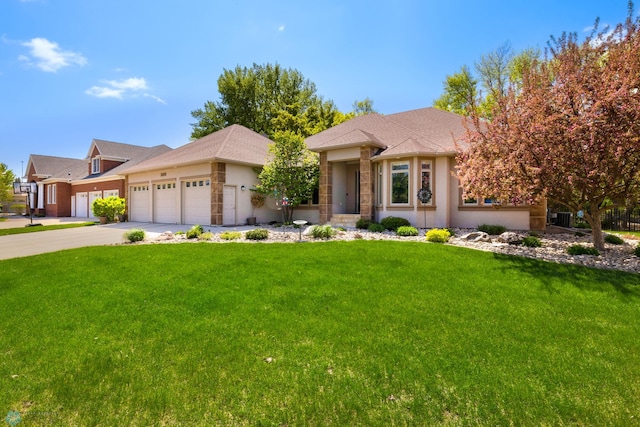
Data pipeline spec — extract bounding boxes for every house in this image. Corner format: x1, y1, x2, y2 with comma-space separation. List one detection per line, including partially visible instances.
305, 107, 546, 230
25, 140, 171, 218
121, 124, 317, 226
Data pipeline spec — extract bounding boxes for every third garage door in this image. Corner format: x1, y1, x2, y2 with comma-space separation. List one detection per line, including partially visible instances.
182, 179, 211, 225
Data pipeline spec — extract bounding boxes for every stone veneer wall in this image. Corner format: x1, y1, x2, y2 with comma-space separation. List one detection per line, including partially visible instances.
359, 147, 376, 221
211, 162, 226, 225
319, 152, 332, 224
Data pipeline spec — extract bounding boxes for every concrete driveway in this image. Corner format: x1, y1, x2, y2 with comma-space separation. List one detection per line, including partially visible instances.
0, 217, 234, 260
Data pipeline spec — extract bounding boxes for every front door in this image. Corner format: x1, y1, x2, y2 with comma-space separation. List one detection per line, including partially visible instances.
223, 185, 236, 225
346, 165, 360, 214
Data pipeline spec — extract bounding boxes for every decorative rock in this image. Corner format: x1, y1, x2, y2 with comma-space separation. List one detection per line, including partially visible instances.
460, 231, 491, 242
497, 232, 521, 244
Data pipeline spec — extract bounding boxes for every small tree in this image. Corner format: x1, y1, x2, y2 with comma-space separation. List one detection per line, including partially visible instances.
457, 3, 640, 250
0, 163, 16, 207
256, 131, 319, 224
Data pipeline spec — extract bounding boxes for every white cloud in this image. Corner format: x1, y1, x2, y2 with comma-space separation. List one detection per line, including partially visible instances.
103, 77, 148, 91
278, 25, 285, 32
144, 93, 167, 105
85, 86, 124, 99
86, 77, 164, 104
20, 37, 87, 72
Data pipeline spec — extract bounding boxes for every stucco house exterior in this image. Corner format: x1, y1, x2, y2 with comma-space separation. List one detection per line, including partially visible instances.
305, 107, 546, 230
121, 124, 319, 226
25, 139, 171, 218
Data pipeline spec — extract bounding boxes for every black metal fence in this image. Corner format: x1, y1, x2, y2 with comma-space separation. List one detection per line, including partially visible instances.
602, 206, 640, 231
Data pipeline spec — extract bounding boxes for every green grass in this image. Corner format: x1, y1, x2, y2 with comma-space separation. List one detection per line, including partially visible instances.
0, 222, 96, 236
608, 230, 640, 239
0, 241, 639, 425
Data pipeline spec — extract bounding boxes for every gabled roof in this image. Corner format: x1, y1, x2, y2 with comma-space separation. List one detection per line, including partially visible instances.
122, 124, 273, 174
26, 155, 87, 180
86, 139, 171, 162
306, 107, 472, 157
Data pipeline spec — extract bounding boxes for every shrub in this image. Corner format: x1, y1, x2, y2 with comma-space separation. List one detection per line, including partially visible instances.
574, 222, 591, 229
635, 243, 640, 257
575, 231, 586, 237
356, 218, 372, 229
198, 232, 214, 241
522, 236, 542, 248
11, 204, 26, 215
245, 228, 269, 240
368, 223, 385, 233
124, 228, 145, 243
92, 196, 126, 222
478, 224, 507, 235
220, 231, 242, 240
567, 244, 600, 256
175, 230, 185, 235
186, 224, 204, 239
426, 228, 451, 243
445, 228, 456, 237
310, 224, 336, 239
604, 234, 624, 245
396, 226, 418, 236
380, 216, 411, 231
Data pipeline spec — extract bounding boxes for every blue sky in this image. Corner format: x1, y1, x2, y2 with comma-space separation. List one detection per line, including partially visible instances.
0, 0, 633, 179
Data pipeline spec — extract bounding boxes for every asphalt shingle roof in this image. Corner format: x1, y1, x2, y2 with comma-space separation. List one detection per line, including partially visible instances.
122, 124, 273, 173
306, 107, 472, 157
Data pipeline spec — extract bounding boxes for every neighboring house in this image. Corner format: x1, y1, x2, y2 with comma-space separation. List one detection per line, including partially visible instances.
25, 140, 171, 218
305, 107, 546, 230
121, 124, 317, 226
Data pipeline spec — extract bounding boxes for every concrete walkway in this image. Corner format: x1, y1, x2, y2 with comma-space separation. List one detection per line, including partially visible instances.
0, 216, 252, 260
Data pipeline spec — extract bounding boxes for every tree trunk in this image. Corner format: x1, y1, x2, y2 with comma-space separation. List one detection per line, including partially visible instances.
589, 208, 605, 251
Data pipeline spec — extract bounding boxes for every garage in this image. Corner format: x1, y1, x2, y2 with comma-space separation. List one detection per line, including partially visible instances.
75, 192, 88, 217
154, 181, 177, 224
182, 179, 211, 225
129, 184, 150, 222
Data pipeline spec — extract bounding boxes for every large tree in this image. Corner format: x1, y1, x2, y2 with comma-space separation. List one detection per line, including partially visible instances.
433, 65, 478, 116
0, 163, 16, 206
457, 4, 640, 250
191, 63, 343, 139
255, 131, 319, 224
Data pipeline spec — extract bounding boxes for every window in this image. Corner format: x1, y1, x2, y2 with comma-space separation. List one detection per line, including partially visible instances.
390, 162, 409, 204
463, 196, 478, 205
419, 160, 433, 205
92, 158, 100, 174
47, 184, 56, 204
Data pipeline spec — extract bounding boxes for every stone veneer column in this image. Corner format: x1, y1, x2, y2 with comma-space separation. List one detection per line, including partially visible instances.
319, 152, 332, 224
359, 146, 375, 221
210, 162, 226, 225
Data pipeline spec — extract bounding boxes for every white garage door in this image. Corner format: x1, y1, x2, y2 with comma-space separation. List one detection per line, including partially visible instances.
154, 182, 177, 224
89, 191, 102, 218
76, 192, 88, 217
129, 185, 149, 222
182, 179, 211, 225
223, 185, 236, 225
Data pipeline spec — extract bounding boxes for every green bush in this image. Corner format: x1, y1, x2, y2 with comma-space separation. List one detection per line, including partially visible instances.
356, 218, 372, 229
368, 223, 385, 233
478, 224, 507, 235
445, 228, 456, 237
635, 243, 640, 257
604, 234, 624, 245
124, 228, 145, 243
567, 244, 600, 256
310, 224, 336, 239
220, 231, 242, 240
574, 222, 591, 229
92, 196, 126, 222
396, 226, 418, 236
198, 232, 214, 241
522, 236, 542, 248
11, 204, 26, 215
186, 224, 204, 239
426, 228, 451, 243
245, 228, 269, 240
380, 216, 411, 231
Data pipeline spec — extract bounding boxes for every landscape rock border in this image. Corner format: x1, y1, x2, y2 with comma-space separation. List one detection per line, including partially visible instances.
144, 226, 640, 274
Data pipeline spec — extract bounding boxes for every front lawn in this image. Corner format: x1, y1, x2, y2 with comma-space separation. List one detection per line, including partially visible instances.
0, 241, 638, 425
0, 222, 96, 236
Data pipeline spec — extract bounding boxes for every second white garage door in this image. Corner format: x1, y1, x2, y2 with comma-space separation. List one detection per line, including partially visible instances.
182, 179, 211, 225
154, 182, 177, 224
